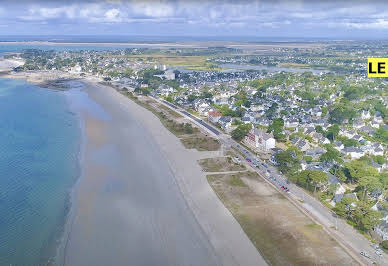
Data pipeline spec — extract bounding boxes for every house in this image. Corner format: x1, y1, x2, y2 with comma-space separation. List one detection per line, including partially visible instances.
330, 193, 358, 207
312, 132, 324, 143
244, 128, 276, 152
372, 203, 388, 240
193, 99, 210, 115
296, 139, 310, 152
241, 116, 252, 124
318, 136, 331, 145
375, 221, 388, 241
342, 147, 365, 159
305, 147, 326, 160
352, 134, 364, 143
254, 117, 270, 127
374, 115, 384, 124
327, 174, 346, 195
333, 141, 344, 151
208, 111, 222, 124
285, 118, 299, 128
218, 116, 232, 131
360, 110, 371, 120
372, 147, 384, 156
370, 121, 380, 129
304, 127, 315, 136
359, 126, 376, 135
370, 189, 385, 201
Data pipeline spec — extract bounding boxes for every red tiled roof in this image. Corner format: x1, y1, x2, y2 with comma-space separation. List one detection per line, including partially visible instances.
208, 111, 222, 117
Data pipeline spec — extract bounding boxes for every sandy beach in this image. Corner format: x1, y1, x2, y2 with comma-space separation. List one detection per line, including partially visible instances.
61, 80, 266, 266
0, 58, 24, 72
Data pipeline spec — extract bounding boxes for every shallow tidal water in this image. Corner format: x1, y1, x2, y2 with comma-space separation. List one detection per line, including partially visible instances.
0, 78, 80, 265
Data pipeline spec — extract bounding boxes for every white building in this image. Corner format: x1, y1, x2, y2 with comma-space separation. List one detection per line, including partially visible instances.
244, 128, 275, 152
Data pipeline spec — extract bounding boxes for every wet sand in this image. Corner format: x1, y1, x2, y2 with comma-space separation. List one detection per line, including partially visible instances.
63, 81, 266, 266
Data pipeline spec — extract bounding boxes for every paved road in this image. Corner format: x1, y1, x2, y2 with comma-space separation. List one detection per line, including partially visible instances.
154, 96, 388, 266
159, 99, 221, 136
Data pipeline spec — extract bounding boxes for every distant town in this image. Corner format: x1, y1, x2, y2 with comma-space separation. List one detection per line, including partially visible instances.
6, 41, 388, 248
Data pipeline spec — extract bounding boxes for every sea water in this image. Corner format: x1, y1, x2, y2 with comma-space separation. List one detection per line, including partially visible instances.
0, 78, 80, 265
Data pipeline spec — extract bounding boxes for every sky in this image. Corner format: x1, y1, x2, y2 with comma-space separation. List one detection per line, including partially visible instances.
0, 0, 388, 40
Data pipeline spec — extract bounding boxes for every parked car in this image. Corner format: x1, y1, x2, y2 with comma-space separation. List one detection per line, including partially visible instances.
360, 251, 371, 259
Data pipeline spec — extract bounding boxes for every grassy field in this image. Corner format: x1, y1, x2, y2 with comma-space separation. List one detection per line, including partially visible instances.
199, 157, 246, 172
207, 171, 358, 266
180, 136, 220, 151
158, 104, 183, 118
278, 62, 310, 68
125, 54, 224, 71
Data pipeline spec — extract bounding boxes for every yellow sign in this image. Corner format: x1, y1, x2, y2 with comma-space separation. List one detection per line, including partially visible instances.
368, 58, 388, 77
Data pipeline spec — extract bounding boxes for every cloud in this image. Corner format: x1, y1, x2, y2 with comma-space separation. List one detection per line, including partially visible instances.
2, 0, 388, 37
28, 5, 76, 19
343, 19, 388, 29
104, 8, 121, 22
129, 1, 175, 17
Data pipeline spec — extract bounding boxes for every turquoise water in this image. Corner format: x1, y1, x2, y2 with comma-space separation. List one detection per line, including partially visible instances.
0, 78, 80, 265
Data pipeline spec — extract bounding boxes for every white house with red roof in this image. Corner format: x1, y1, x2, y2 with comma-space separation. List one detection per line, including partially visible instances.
208, 111, 222, 124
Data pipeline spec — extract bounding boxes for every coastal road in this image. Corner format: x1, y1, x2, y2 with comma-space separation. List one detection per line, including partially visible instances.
64, 83, 266, 266
154, 96, 387, 266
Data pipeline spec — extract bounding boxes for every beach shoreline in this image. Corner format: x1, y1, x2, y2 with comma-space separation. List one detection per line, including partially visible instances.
77, 79, 266, 266
54, 88, 88, 266
1, 67, 266, 265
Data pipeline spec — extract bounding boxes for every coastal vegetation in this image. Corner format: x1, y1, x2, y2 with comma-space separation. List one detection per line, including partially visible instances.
198, 157, 246, 172
206, 170, 357, 265
122, 90, 220, 151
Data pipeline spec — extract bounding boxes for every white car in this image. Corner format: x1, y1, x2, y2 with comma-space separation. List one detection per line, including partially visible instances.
360, 251, 371, 259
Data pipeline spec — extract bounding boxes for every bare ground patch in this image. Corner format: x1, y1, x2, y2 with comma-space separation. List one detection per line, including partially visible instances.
207, 171, 358, 266
199, 157, 246, 172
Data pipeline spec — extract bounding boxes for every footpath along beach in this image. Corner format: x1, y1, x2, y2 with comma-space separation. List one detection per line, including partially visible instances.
63, 79, 267, 266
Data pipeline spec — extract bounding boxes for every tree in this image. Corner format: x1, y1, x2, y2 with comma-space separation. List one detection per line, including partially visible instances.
184, 123, 194, 134
358, 175, 381, 201
297, 170, 328, 193
379, 173, 388, 198
326, 124, 340, 141
353, 201, 382, 231
329, 103, 356, 124
187, 94, 198, 103
375, 127, 388, 144
334, 197, 356, 220
381, 240, 388, 251
265, 103, 278, 119
275, 151, 301, 176
231, 124, 252, 141
315, 125, 324, 134
267, 118, 285, 140
310, 171, 329, 193
332, 166, 348, 182
345, 160, 378, 183
343, 86, 364, 101
373, 155, 387, 165
320, 145, 343, 164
